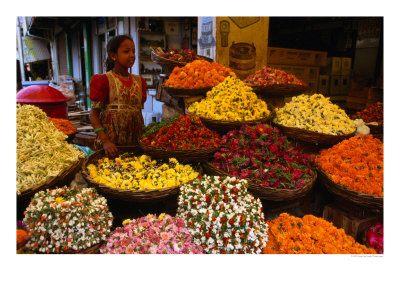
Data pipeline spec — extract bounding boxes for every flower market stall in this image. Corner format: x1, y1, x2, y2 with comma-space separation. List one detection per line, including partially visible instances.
16, 59, 383, 255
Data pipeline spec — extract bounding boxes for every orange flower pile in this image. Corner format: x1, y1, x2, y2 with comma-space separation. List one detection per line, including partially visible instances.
263, 213, 377, 254
49, 117, 77, 135
164, 60, 236, 89
316, 134, 383, 197
17, 229, 28, 245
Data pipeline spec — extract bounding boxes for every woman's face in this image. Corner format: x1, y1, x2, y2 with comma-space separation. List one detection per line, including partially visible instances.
113, 39, 136, 69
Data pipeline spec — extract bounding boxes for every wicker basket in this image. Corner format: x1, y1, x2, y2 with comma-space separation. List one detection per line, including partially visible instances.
273, 123, 356, 145
17, 157, 84, 214
151, 48, 213, 76
163, 85, 212, 97
251, 84, 307, 97
81, 146, 195, 203
64, 243, 103, 254
187, 111, 273, 134
202, 162, 317, 202
139, 140, 218, 162
317, 167, 383, 209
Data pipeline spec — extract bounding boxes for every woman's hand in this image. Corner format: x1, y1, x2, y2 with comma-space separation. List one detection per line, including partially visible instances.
103, 140, 118, 157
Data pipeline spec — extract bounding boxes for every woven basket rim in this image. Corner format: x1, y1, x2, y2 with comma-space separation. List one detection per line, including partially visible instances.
36, 242, 103, 254
273, 122, 356, 144
316, 166, 383, 202
151, 48, 214, 66
202, 161, 317, 200
249, 83, 307, 97
81, 146, 196, 201
139, 140, 219, 154
18, 156, 84, 198
162, 85, 213, 96
187, 111, 272, 126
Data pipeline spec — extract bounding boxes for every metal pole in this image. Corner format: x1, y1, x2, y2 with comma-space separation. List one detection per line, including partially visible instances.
16, 17, 26, 81
65, 31, 73, 76
83, 21, 93, 109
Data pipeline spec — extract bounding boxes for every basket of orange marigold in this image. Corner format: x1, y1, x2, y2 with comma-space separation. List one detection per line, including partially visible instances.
315, 134, 383, 209
263, 213, 377, 254
163, 60, 236, 97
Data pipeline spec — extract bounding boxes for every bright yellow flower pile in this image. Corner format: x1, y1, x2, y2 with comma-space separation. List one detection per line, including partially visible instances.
188, 76, 270, 121
87, 154, 198, 190
273, 94, 356, 135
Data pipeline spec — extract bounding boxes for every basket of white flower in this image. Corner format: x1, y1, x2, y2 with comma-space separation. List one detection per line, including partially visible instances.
273, 124, 356, 145
176, 175, 269, 254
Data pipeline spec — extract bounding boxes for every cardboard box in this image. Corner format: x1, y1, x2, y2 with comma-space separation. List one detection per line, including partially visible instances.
341, 57, 352, 75
340, 76, 350, 95
318, 75, 330, 95
267, 47, 327, 67
368, 87, 383, 101
326, 57, 342, 75
305, 80, 319, 93
346, 96, 367, 111
329, 75, 342, 95
323, 204, 381, 241
269, 64, 319, 82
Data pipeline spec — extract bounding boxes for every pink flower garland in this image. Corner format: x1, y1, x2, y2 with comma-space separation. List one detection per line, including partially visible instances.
100, 214, 204, 254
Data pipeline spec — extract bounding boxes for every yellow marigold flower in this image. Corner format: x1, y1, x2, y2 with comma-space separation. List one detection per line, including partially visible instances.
55, 197, 65, 204
122, 219, 132, 226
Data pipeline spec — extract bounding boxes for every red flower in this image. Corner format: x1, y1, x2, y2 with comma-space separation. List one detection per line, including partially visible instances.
269, 144, 278, 153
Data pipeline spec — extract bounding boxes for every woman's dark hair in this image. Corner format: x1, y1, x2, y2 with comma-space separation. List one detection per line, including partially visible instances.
105, 35, 134, 72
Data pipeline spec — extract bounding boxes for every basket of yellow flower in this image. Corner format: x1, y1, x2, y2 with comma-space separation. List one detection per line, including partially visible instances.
272, 94, 357, 145
191, 113, 273, 134
81, 146, 200, 203
186, 76, 273, 133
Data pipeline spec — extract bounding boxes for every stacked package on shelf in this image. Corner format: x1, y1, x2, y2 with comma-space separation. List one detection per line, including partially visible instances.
267, 47, 328, 93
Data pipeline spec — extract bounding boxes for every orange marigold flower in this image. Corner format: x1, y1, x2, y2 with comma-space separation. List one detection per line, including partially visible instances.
316, 135, 383, 197
263, 213, 377, 254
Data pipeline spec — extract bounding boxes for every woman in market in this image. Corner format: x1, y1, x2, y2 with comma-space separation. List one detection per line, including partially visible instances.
89, 35, 147, 157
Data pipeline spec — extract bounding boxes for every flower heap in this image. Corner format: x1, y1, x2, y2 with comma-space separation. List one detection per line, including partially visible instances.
164, 59, 236, 89
159, 48, 204, 64
87, 155, 198, 190
49, 117, 77, 135
273, 94, 356, 135
100, 214, 204, 254
176, 175, 268, 254
141, 115, 221, 150
352, 102, 383, 126
244, 66, 306, 86
23, 187, 113, 254
142, 115, 180, 138
188, 76, 270, 121
17, 104, 85, 194
213, 124, 314, 189
263, 213, 377, 254
365, 222, 383, 254
316, 134, 383, 197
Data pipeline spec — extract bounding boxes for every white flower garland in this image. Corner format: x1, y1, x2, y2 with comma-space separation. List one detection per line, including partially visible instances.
176, 175, 268, 254
23, 186, 113, 253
